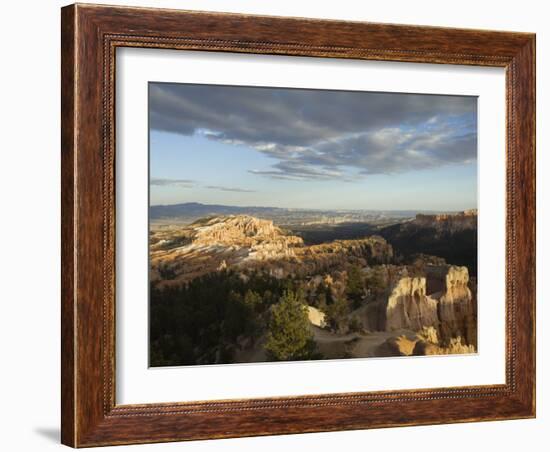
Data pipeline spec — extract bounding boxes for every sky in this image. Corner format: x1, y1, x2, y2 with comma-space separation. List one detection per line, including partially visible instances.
149, 82, 477, 211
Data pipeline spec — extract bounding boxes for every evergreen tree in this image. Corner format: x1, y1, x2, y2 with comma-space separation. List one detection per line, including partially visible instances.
325, 295, 350, 333
346, 264, 364, 308
265, 289, 316, 361
364, 267, 386, 298
243, 289, 262, 312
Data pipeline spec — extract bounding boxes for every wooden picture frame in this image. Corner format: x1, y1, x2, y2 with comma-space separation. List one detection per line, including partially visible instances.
61, 3, 535, 447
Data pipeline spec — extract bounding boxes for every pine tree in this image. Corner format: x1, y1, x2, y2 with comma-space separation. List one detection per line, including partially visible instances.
265, 289, 316, 361
325, 295, 350, 333
346, 264, 364, 308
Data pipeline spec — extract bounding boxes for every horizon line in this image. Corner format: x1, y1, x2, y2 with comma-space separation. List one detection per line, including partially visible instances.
149, 201, 477, 214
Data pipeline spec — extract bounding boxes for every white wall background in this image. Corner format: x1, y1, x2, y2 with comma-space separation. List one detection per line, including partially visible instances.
0, 1, 546, 450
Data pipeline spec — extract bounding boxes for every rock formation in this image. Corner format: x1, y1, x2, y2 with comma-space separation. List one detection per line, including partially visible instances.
293, 236, 393, 276
413, 209, 477, 232
151, 213, 478, 363
413, 336, 475, 356
307, 306, 327, 328
427, 265, 477, 346
362, 264, 476, 354
150, 215, 393, 286
191, 215, 304, 251
376, 335, 418, 357
384, 276, 439, 331
379, 210, 478, 276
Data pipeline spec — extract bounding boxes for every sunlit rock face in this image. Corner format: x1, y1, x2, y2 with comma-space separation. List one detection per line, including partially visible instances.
150, 215, 393, 286
372, 265, 476, 351
413, 209, 477, 233
307, 306, 327, 328
413, 337, 475, 356
376, 335, 418, 357
376, 326, 475, 358
428, 265, 477, 347
192, 215, 304, 252
150, 215, 304, 285
384, 277, 439, 332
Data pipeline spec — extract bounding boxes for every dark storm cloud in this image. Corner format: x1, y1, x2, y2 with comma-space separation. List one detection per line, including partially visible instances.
149, 83, 477, 180
150, 178, 195, 188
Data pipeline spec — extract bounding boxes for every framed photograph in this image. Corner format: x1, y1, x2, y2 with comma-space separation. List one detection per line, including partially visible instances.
61, 3, 535, 447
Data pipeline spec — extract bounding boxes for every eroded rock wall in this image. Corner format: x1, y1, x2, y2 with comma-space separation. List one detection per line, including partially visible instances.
430, 265, 477, 347
150, 216, 394, 285
384, 277, 439, 331
371, 265, 476, 349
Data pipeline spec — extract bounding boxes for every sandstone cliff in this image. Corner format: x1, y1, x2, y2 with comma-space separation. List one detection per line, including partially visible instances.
377, 332, 475, 357
293, 236, 393, 276
361, 264, 476, 352
191, 215, 304, 251
379, 210, 478, 276
150, 215, 393, 286
384, 276, 439, 331
413, 337, 475, 356
413, 209, 477, 232
427, 265, 477, 346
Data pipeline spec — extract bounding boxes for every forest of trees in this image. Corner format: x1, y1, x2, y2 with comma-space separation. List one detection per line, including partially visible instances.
149, 265, 381, 366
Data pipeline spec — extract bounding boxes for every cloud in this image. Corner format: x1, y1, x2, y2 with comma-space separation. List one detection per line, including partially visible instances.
250, 161, 349, 181
150, 179, 256, 192
150, 178, 195, 188
205, 185, 256, 193
150, 83, 477, 180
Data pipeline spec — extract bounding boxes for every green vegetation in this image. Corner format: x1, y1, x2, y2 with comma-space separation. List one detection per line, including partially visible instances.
150, 271, 323, 367
324, 295, 350, 333
265, 290, 319, 361
149, 265, 381, 366
364, 267, 386, 298
346, 264, 364, 309
348, 315, 363, 333
150, 263, 392, 366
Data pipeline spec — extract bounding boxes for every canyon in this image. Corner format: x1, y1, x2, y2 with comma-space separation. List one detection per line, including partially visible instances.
151, 215, 393, 286
150, 210, 478, 365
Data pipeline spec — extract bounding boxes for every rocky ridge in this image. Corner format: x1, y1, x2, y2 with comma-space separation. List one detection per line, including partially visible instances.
412, 209, 477, 232
151, 215, 393, 285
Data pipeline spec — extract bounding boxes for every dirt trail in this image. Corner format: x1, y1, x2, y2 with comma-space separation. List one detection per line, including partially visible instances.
311, 326, 417, 359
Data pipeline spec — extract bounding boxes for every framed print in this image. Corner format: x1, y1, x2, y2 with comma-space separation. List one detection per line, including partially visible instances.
61, 3, 536, 447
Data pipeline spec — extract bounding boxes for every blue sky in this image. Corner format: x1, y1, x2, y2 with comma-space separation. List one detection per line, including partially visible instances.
149, 83, 477, 211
